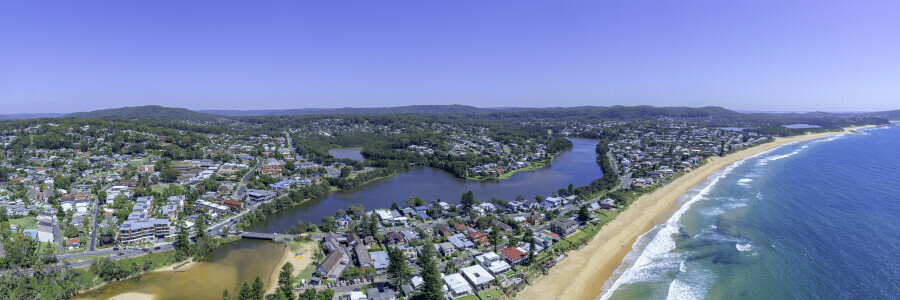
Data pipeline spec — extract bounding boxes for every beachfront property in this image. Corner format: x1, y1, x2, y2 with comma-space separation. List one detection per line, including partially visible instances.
442, 273, 474, 298
499, 247, 529, 265
476, 252, 511, 275
461, 264, 495, 291
550, 218, 578, 236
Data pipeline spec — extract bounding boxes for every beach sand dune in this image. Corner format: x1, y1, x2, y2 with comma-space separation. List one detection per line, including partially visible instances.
517, 128, 866, 300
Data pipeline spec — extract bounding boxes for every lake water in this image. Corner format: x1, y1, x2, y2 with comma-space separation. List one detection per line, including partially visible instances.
74, 239, 286, 300
248, 138, 603, 232
601, 124, 900, 299
328, 147, 364, 161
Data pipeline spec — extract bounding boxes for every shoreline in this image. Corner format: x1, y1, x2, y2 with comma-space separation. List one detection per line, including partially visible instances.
517, 126, 870, 300
266, 241, 315, 295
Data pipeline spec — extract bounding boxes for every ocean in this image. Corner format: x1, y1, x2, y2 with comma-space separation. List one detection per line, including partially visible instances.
600, 124, 900, 299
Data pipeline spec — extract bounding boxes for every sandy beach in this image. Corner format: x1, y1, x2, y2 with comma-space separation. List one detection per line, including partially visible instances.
153, 260, 198, 273
266, 241, 317, 295
108, 292, 154, 300
517, 127, 869, 300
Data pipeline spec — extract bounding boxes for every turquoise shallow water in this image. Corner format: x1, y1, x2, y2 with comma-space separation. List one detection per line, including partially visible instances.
602, 124, 900, 299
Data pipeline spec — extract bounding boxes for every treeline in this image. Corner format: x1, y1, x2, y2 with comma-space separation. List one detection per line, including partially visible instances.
573, 140, 619, 199
237, 183, 333, 228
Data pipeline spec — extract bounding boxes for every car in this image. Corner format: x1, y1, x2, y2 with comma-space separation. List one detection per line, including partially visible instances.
142, 248, 148, 252
118, 252, 124, 256
113, 247, 120, 251
154, 246, 161, 250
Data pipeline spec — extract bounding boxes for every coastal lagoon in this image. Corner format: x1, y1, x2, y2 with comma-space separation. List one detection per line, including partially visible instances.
601, 124, 900, 299
79, 138, 604, 299
249, 138, 603, 232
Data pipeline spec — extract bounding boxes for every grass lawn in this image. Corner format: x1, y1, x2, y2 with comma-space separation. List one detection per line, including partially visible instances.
150, 184, 170, 194
478, 288, 504, 299
9, 216, 37, 229
456, 288, 504, 300
62, 253, 114, 264
36, 241, 58, 253
297, 263, 318, 280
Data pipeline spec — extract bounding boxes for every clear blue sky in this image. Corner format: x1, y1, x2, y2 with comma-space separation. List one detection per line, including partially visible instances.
2, 0, 899, 114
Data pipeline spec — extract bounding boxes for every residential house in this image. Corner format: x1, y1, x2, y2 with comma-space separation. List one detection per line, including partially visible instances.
448, 233, 474, 250
370, 251, 389, 274
435, 223, 453, 237
442, 273, 474, 298
318, 251, 349, 279
475, 252, 511, 275
383, 231, 404, 247
436, 242, 455, 257
461, 265, 495, 291
499, 247, 528, 265
469, 232, 488, 247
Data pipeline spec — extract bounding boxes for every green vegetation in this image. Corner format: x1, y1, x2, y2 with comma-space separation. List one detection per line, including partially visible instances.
8, 216, 37, 229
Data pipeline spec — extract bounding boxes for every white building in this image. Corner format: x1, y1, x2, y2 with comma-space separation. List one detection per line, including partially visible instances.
461, 265, 495, 291
442, 273, 474, 298
475, 252, 511, 275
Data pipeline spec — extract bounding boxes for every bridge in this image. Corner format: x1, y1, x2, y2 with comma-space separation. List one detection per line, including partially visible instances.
240, 232, 317, 240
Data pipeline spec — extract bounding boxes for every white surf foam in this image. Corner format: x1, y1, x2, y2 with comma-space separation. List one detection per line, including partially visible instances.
736, 243, 752, 252
599, 160, 746, 299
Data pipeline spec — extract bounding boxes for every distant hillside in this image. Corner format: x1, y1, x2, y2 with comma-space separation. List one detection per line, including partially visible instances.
66, 105, 219, 120
863, 109, 900, 121
0, 113, 67, 120
201, 104, 498, 116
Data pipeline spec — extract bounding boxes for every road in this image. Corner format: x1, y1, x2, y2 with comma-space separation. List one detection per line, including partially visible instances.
88, 196, 100, 251
89, 182, 116, 252
235, 157, 264, 201
2, 244, 177, 276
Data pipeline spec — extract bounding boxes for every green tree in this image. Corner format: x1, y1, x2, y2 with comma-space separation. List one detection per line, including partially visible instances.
320, 216, 335, 233
300, 289, 317, 300
252, 275, 265, 300
578, 204, 591, 222
488, 225, 502, 251
419, 240, 443, 300
239, 281, 253, 300
174, 223, 192, 261
528, 235, 536, 265
386, 247, 412, 289
160, 166, 180, 182
317, 289, 334, 300
223, 289, 230, 300
277, 262, 296, 300
460, 190, 475, 211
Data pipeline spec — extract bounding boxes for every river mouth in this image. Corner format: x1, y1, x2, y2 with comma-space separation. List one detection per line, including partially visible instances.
73, 239, 285, 300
